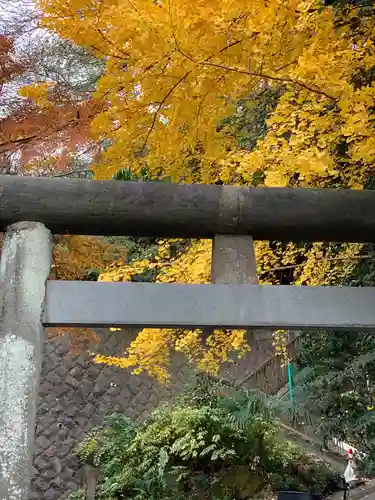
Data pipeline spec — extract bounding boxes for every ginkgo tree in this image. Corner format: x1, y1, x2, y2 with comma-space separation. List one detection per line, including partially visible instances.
30, 0, 375, 380
38, 0, 375, 185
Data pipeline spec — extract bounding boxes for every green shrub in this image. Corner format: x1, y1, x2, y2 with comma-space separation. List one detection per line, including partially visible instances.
64, 489, 85, 500
67, 385, 339, 500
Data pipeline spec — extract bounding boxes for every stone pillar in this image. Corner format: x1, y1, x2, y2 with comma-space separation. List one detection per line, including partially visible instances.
0, 222, 52, 500
211, 234, 259, 344
211, 234, 274, 378
211, 235, 258, 285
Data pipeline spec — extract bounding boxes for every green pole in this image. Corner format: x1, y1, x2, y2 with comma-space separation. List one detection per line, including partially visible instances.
288, 362, 294, 404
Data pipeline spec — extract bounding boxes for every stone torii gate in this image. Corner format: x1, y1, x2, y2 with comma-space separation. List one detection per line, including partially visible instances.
2, 174, 375, 499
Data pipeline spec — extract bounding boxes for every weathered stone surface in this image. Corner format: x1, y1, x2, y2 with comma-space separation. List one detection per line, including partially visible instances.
0, 222, 52, 500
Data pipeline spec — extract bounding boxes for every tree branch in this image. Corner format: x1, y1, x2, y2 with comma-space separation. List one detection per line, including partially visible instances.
200, 61, 337, 101
96, 29, 129, 60
52, 168, 91, 178
140, 71, 190, 153
262, 254, 373, 275
0, 134, 38, 151
172, 34, 336, 101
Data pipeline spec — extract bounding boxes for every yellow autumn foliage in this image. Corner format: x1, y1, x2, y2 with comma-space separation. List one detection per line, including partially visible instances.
52, 235, 125, 281
38, 0, 375, 185
36, 0, 375, 380
19, 82, 54, 108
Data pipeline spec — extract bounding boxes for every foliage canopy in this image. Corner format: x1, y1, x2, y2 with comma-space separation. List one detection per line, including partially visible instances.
38, 0, 375, 187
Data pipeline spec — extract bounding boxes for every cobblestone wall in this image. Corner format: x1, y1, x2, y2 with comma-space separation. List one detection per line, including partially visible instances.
30, 329, 274, 500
